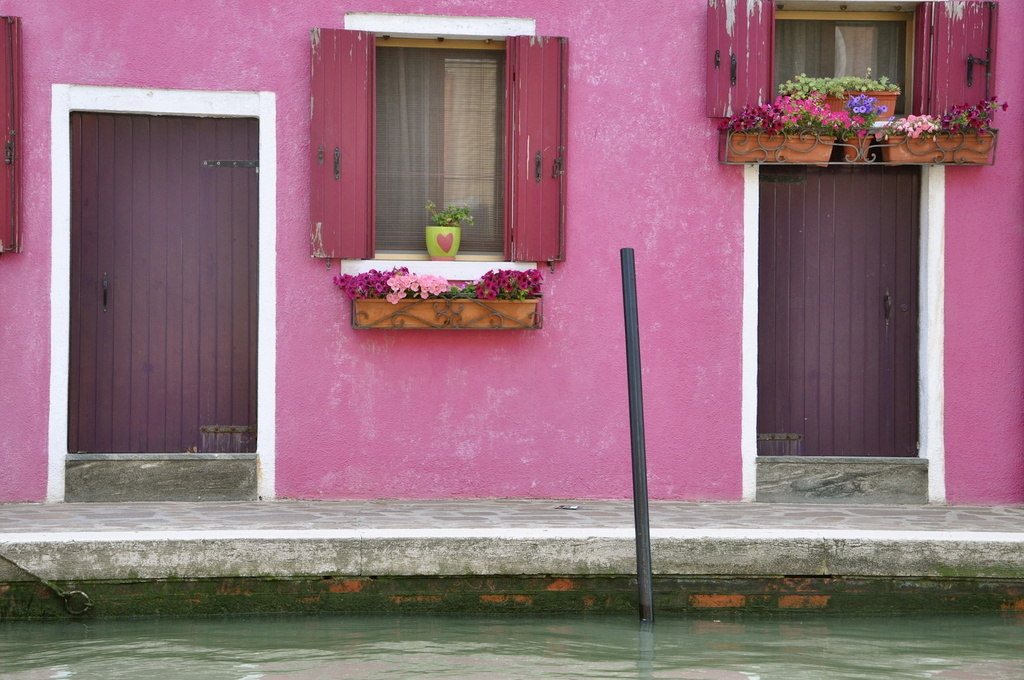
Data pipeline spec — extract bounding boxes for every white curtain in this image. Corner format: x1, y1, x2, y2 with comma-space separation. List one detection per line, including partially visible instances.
376, 47, 505, 254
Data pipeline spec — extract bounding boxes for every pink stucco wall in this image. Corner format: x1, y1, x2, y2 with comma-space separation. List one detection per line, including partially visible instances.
0, 0, 1020, 504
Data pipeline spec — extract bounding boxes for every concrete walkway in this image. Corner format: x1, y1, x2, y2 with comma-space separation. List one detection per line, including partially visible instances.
3, 499, 1024, 579
2, 500, 1024, 616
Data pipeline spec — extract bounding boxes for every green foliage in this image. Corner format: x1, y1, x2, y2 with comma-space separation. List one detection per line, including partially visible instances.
425, 200, 474, 228
777, 74, 845, 97
778, 70, 901, 97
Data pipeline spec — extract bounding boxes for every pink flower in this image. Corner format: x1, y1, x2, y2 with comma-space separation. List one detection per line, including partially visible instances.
385, 274, 451, 303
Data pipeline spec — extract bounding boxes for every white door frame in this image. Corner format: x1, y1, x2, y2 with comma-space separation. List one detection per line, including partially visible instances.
741, 165, 945, 502
47, 85, 278, 501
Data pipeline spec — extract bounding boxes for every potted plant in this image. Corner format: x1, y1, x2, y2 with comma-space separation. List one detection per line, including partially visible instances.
835, 93, 890, 162
777, 74, 846, 99
778, 70, 900, 115
875, 97, 1005, 164
425, 201, 473, 260
719, 94, 846, 164
334, 267, 543, 329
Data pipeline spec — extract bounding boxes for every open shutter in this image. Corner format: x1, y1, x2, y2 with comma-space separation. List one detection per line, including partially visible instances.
0, 17, 21, 254
707, 0, 774, 117
506, 35, 567, 264
913, 1, 997, 115
310, 28, 374, 259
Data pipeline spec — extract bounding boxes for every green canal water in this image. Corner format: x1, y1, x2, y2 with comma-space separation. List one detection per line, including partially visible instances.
1, 613, 1022, 679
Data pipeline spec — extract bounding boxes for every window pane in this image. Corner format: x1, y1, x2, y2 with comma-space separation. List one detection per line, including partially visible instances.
776, 19, 906, 113
376, 47, 505, 255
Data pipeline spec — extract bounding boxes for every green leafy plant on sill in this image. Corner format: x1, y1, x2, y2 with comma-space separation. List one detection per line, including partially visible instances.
778, 74, 846, 98
778, 69, 901, 97
834, 68, 901, 93
425, 200, 474, 228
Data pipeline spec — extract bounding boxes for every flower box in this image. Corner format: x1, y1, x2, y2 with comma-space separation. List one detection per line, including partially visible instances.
723, 131, 835, 164
352, 297, 541, 330
878, 131, 997, 165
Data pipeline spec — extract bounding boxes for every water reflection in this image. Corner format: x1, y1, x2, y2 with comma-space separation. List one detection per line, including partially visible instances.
1, 612, 1022, 679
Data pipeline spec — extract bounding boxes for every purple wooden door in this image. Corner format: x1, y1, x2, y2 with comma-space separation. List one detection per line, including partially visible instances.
757, 166, 919, 457
69, 113, 258, 454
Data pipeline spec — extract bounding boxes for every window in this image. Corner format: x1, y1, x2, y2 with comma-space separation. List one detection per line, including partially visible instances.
0, 16, 21, 255
376, 43, 505, 256
775, 13, 910, 114
706, 0, 997, 118
310, 28, 567, 264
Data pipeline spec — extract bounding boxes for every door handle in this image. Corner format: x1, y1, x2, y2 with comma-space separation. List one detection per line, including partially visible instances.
884, 287, 892, 326
102, 272, 109, 313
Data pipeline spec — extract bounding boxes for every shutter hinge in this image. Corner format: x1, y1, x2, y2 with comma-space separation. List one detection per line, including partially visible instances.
966, 53, 991, 89
4, 130, 15, 165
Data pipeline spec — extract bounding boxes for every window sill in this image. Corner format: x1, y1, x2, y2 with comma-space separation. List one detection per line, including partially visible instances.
340, 259, 538, 281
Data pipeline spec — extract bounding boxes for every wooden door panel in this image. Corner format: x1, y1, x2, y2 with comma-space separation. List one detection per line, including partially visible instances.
69, 113, 258, 453
758, 166, 919, 457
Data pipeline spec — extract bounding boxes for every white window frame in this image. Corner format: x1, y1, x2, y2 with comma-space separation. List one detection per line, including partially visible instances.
341, 13, 539, 280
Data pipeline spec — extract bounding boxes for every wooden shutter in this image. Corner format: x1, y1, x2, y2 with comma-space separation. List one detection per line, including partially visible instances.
309, 28, 374, 259
0, 17, 21, 254
706, 0, 774, 117
913, 1, 998, 115
506, 35, 567, 263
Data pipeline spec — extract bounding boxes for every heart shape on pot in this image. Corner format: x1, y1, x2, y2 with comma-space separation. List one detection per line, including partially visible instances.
436, 233, 455, 254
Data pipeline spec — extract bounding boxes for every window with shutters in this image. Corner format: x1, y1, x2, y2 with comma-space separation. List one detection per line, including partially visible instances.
707, 1, 997, 118
311, 27, 567, 265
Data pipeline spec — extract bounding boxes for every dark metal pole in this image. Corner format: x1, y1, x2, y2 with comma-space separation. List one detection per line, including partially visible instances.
620, 247, 654, 624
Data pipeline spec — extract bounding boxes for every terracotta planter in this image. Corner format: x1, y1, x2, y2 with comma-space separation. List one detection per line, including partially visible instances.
425, 226, 461, 260
879, 131, 996, 165
724, 132, 835, 165
352, 297, 540, 329
878, 135, 944, 164
823, 94, 847, 113
868, 91, 900, 119
824, 91, 899, 119
934, 131, 996, 164
837, 135, 874, 163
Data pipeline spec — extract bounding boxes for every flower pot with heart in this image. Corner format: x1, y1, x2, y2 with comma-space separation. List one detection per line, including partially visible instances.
425, 200, 472, 261
426, 226, 461, 260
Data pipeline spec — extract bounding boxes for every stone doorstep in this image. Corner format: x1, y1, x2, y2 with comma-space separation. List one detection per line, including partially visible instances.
64, 454, 258, 503
756, 456, 929, 504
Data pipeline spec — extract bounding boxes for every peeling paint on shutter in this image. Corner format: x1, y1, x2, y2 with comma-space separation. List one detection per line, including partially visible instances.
506, 35, 567, 264
706, 0, 774, 118
310, 28, 375, 259
914, 1, 997, 115
0, 16, 21, 254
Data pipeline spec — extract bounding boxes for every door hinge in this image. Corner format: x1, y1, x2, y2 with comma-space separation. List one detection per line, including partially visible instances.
201, 159, 259, 169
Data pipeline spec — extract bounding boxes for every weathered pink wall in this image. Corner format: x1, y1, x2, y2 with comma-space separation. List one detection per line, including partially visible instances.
944, 0, 1024, 503
0, 0, 1020, 504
